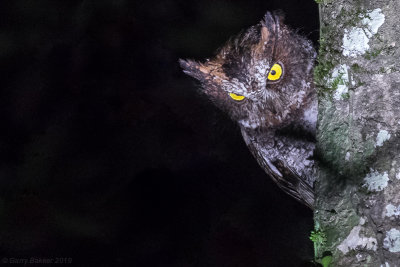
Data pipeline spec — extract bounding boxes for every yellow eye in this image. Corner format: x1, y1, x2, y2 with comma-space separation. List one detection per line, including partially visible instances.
267, 63, 283, 81
229, 92, 245, 101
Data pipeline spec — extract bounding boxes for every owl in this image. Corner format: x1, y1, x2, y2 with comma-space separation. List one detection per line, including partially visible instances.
179, 12, 317, 209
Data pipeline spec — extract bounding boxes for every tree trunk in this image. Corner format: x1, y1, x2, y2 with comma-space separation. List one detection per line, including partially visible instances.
314, 0, 400, 266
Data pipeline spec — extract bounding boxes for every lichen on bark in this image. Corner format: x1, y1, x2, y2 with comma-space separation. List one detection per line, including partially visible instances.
314, 0, 400, 265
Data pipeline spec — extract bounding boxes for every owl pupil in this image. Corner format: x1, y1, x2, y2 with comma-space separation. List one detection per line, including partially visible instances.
271, 70, 276, 75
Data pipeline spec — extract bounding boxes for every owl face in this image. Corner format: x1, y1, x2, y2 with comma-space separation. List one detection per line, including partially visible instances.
180, 12, 316, 130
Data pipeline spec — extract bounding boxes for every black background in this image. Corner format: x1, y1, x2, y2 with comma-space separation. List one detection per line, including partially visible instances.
0, 1, 319, 266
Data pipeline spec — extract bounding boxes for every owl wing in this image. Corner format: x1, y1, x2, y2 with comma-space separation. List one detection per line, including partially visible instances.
270, 159, 314, 209
241, 129, 315, 209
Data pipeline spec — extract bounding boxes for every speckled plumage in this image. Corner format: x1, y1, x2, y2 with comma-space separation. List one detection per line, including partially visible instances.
180, 12, 317, 209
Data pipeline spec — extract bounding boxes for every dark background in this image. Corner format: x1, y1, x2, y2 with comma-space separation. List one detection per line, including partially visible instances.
0, 0, 319, 266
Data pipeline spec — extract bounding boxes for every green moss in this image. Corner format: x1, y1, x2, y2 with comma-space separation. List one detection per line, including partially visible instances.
310, 230, 327, 244
320, 255, 332, 267
363, 43, 396, 61
314, 41, 336, 94
364, 48, 383, 60
310, 230, 334, 266
350, 63, 362, 73
330, 73, 344, 91
314, 61, 334, 87
337, 6, 369, 28
314, 24, 345, 96
310, 229, 327, 259
341, 92, 350, 99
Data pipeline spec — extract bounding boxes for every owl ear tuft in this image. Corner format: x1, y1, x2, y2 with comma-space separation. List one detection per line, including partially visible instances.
261, 11, 285, 28
260, 11, 285, 43
261, 12, 275, 29
272, 10, 285, 24
260, 12, 276, 44
179, 59, 206, 81
180, 58, 228, 91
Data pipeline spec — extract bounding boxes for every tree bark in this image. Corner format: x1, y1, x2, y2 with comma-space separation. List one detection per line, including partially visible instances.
314, 0, 400, 266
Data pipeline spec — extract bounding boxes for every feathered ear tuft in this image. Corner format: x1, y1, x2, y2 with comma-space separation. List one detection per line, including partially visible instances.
179, 59, 205, 81
261, 10, 285, 28
272, 10, 285, 24
260, 11, 285, 41
261, 11, 276, 30
259, 12, 275, 45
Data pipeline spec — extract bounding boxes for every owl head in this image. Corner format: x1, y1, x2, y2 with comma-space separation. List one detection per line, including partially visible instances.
180, 11, 316, 130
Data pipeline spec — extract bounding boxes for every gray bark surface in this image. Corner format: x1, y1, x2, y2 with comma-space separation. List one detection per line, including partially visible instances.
315, 0, 400, 266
